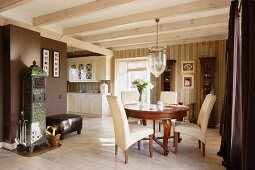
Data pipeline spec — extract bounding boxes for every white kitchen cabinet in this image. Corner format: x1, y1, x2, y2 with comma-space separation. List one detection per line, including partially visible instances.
67, 93, 76, 112
68, 57, 97, 82
75, 96, 84, 113
67, 93, 110, 117
82, 94, 91, 114
91, 94, 102, 115
67, 56, 111, 82
96, 56, 111, 80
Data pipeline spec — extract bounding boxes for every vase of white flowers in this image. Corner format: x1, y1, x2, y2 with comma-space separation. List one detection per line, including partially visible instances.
132, 79, 149, 104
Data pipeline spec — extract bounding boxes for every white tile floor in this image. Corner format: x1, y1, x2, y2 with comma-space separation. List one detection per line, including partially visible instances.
0, 116, 225, 170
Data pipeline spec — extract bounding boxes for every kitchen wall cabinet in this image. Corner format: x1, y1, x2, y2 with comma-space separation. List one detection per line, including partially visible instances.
67, 93, 110, 117
68, 57, 97, 82
96, 56, 111, 80
68, 56, 111, 82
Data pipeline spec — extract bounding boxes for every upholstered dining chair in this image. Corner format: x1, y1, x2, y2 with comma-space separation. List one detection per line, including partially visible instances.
158, 91, 178, 132
174, 94, 216, 156
121, 91, 141, 124
160, 91, 178, 105
107, 96, 153, 164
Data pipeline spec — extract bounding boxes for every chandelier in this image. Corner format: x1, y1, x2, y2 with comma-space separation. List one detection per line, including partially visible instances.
148, 18, 166, 77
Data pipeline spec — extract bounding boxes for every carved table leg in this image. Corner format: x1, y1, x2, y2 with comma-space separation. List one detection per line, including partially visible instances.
142, 119, 147, 126
163, 119, 171, 156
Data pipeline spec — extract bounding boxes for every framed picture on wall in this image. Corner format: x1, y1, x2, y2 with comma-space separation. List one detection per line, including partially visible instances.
53, 51, 60, 78
42, 48, 50, 76
183, 74, 194, 89
181, 60, 195, 74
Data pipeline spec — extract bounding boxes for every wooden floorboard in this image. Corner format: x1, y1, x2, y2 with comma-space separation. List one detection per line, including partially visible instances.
0, 117, 225, 169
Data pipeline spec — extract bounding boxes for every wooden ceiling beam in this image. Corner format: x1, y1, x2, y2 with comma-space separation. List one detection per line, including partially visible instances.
98, 25, 228, 48
112, 34, 227, 51
0, 17, 113, 56
0, 0, 33, 13
81, 14, 229, 42
63, 0, 230, 35
33, 0, 135, 26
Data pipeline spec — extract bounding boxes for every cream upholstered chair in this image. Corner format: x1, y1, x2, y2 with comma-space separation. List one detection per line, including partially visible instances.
121, 91, 141, 124
107, 96, 153, 164
158, 91, 178, 132
174, 94, 216, 156
121, 91, 139, 105
160, 91, 178, 105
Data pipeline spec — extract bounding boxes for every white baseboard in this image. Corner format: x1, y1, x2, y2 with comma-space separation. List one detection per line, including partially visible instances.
0, 142, 17, 150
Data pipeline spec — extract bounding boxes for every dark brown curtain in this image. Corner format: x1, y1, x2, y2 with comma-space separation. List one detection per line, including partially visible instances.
242, 0, 255, 170
218, 1, 242, 169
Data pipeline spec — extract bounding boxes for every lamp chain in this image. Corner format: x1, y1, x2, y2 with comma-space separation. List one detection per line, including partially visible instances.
156, 18, 159, 46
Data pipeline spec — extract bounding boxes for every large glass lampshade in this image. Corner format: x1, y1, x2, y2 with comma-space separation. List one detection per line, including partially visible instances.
148, 18, 166, 77
148, 45, 166, 77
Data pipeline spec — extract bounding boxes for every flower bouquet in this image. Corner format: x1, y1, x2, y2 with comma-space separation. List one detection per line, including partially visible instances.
132, 79, 149, 102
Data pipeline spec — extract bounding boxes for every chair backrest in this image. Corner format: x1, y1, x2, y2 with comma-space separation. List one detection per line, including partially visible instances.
160, 91, 178, 104
197, 94, 216, 133
107, 95, 129, 149
121, 91, 139, 105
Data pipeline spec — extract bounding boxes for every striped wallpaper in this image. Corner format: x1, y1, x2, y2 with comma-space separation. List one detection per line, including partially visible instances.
112, 40, 227, 124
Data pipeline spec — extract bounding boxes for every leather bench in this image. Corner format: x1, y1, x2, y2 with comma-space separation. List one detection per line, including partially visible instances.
46, 114, 83, 140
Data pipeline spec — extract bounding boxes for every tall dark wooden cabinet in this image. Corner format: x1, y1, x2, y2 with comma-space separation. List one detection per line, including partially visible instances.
161, 60, 176, 91
199, 57, 216, 127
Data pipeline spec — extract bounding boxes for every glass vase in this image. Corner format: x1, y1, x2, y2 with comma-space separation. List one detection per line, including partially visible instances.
138, 89, 146, 109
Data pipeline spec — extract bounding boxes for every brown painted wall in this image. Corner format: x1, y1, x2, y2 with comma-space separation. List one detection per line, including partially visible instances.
1, 25, 67, 143
3, 25, 41, 142
0, 26, 3, 142
41, 37, 67, 116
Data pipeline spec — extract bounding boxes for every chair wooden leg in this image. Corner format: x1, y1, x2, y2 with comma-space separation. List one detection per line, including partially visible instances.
159, 122, 161, 132
174, 132, 179, 154
202, 142, 205, 157
149, 134, 153, 157
198, 140, 201, 149
124, 150, 128, 164
115, 144, 118, 155
138, 140, 141, 150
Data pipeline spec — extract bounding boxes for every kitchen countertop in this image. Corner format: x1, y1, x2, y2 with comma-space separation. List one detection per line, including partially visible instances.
68, 92, 110, 95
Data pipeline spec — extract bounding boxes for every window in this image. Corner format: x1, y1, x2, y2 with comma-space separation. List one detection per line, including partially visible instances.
115, 58, 151, 104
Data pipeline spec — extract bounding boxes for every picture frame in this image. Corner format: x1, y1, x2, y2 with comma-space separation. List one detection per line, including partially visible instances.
183, 74, 194, 89
181, 60, 195, 74
53, 51, 60, 78
42, 48, 50, 76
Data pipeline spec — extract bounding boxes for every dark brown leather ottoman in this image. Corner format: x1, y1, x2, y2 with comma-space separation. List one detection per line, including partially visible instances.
46, 114, 83, 140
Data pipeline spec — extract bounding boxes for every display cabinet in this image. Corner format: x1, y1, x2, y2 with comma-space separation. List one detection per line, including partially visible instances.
199, 57, 216, 127
161, 60, 176, 91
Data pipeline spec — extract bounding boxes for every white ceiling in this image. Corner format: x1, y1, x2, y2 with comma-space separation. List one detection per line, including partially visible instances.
0, 0, 230, 52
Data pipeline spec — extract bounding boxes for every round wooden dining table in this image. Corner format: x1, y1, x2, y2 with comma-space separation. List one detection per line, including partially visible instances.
124, 104, 189, 156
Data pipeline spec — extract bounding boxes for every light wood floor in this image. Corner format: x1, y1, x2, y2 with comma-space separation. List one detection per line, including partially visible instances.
0, 116, 225, 170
